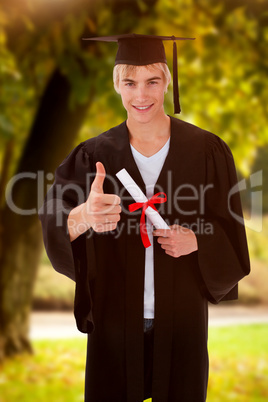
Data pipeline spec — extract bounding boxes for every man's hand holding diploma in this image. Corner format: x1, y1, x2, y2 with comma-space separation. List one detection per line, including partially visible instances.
153, 225, 198, 258
68, 162, 121, 241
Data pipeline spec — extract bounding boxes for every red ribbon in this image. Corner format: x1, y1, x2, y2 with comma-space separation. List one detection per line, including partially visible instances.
128, 192, 167, 248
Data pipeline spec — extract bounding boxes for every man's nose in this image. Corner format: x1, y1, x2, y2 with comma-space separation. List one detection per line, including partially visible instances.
135, 85, 148, 101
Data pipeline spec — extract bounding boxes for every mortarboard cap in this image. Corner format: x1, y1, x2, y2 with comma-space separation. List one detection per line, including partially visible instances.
83, 33, 195, 114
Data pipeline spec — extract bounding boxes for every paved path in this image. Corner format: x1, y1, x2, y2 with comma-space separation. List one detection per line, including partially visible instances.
30, 305, 268, 339
208, 304, 268, 326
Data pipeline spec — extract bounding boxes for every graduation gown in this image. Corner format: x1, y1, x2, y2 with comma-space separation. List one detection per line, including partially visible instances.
39, 116, 250, 402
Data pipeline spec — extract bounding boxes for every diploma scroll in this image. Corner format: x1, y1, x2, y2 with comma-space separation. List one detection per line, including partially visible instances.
116, 168, 170, 230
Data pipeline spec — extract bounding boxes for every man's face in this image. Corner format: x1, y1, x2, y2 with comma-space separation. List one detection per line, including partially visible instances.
118, 66, 167, 124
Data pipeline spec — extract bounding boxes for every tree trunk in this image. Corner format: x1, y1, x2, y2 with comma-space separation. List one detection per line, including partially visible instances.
0, 215, 43, 359
0, 68, 92, 361
0, 139, 15, 208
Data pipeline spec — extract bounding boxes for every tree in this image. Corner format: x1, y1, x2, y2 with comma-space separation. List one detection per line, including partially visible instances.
0, 0, 158, 360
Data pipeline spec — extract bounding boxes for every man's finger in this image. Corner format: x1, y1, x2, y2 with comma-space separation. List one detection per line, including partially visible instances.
161, 245, 174, 252
92, 222, 118, 233
153, 228, 171, 237
95, 193, 121, 206
96, 214, 121, 224
157, 236, 171, 245
91, 162, 106, 194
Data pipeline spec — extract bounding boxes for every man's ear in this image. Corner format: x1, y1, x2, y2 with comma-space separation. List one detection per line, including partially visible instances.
165, 76, 171, 93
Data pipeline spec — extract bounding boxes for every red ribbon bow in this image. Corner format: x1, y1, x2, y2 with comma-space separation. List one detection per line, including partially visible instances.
128, 192, 167, 248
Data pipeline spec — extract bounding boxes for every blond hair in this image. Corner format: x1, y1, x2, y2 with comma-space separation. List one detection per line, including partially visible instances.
113, 63, 171, 94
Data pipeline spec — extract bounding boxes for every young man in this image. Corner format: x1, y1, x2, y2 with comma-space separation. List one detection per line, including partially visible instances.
39, 34, 250, 402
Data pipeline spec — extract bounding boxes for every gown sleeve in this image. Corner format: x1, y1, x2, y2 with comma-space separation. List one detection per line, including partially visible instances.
38, 141, 96, 332
195, 134, 250, 304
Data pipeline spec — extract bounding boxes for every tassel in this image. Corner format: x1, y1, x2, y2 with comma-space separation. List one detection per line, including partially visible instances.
173, 40, 181, 114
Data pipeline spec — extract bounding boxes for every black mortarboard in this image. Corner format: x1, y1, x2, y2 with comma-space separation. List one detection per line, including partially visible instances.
83, 33, 195, 114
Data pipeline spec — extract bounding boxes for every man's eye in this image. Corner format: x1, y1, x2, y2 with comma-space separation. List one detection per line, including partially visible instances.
149, 81, 158, 85
126, 82, 134, 87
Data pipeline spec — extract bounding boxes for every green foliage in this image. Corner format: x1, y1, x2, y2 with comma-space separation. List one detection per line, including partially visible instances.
0, 0, 163, 174
151, 0, 268, 176
0, 325, 267, 401
0, 13, 35, 173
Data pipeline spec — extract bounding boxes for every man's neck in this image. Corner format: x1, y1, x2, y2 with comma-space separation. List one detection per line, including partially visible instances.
127, 113, 171, 157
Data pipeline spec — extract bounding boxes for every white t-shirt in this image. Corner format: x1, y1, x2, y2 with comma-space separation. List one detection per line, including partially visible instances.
131, 138, 170, 318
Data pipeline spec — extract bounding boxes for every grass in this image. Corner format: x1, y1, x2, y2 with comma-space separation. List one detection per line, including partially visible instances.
207, 324, 268, 401
0, 338, 87, 402
0, 325, 267, 402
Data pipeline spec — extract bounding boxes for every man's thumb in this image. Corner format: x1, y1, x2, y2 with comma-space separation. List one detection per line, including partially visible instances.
91, 162, 106, 194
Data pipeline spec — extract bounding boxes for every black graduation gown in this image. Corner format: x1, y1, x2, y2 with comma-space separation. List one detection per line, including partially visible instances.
39, 116, 250, 402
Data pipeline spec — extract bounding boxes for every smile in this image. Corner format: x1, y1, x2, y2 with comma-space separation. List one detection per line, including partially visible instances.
133, 105, 153, 111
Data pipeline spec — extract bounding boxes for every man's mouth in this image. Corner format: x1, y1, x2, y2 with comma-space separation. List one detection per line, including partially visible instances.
133, 104, 153, 111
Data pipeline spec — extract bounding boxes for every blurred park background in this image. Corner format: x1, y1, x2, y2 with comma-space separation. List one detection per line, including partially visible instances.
0, 0, 268, 400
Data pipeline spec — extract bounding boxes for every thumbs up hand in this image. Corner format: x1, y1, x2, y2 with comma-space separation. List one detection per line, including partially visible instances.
68, 162, 121, 241
82, 162, 121, 233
